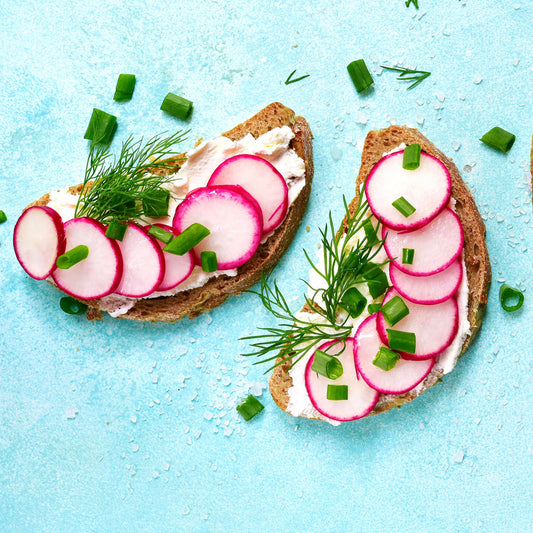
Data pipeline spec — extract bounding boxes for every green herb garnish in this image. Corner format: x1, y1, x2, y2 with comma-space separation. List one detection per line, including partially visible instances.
405, 0, 419, 9
285, 69, 310, 85
381, 65, 430, 90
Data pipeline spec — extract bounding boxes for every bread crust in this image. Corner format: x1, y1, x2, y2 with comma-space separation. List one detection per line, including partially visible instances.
270, 126, 491, 419
31, 103, 314, 322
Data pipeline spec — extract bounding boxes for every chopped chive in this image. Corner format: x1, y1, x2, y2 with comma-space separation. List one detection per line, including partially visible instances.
236, 395, 264, 421
148, 226, 174, 245
367, 303, 382, 314
160, 92, 193, 120
387, 329, 416, 354
403, 144, 421, 170
0, 210, 7, 223
105, 221, 128, 241
142, 188, 170, 218
347, 59, 374, 93
405, 0, 419, 9
201, 251, 218, 273
56, 245, 89, 269
327, 384, 349, 401
361, 263, 388, 298
402, 248, 415, 265
392, 196, 416, 218
163, 223, 210, 255
362, 217, 378, 246
373, 346, 400, 371
480, 127, 516, 153
113, 74, 136, 101
341, 287, 367, 318
380, 295, 409, 326
499, 284, 524, 312
311, 349, 344, 380
84, 108, 117, 145
59, 296, 88, 315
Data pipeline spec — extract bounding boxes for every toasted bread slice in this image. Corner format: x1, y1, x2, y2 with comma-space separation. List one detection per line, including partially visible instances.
270, 126, 491, 419
31, 102, 314, 322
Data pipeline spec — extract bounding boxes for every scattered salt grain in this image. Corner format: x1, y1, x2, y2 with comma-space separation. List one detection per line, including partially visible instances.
451, 141, 461, 152
152, 375, 159, 384
453, 450, 465, 463
473, 76, 483, 84
65, 408, 78, 419
130, 416, 137, 424
416, 115, 425, 125
132, 444, 139, 453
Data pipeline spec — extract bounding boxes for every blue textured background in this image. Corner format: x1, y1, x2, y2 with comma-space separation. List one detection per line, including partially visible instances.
0, 1, 532, 531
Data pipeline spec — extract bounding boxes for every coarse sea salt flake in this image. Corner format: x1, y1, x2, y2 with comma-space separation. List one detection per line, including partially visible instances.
453, 450, 465, 463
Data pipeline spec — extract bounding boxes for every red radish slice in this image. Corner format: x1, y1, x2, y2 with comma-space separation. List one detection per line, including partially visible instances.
365, 150, 451, 230
389, 259, 463, 304
114, 223, 165, 298
305, 339, 379, 422
147, 224, 194, 291
208, 154, 288, 234
173, 185, 262, 270
383, 208, 463, 276
377, 288, 459, 360
52, 217, 122, 299
354, 315, 435, 394
14, 206, 66, 280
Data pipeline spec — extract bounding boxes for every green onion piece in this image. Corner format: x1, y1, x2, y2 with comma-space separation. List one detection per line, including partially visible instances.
0, 210, 7, 224
236, 395, 264, 421
142, 188, 170, 218
201, 251, 218, 273
480, 127, 516, 154
105, 221, 127, 241
160, 92, 193, 120
392, 196, 416, 218
367, 303, 382, 314
113, 74, 136, 101
60, 296, 88, 315
341, 287, 367, 318
84, 108, 117, 145
387, 329, 416, 353
163, 223, 210, 255
380, 295, 409, 326
327, 384, 349, 401
361, 262, 382, 279
311, 349, 344, 380
402, 248, 415, 265
361, 263, 389, 298
362, 217, 378, 246
499, 284, 524, 312
403, 144, 421, 170
148, 226, 174, 244
56, 245, 89, 269
347, 59, 374, 93
373, 346, 400, 371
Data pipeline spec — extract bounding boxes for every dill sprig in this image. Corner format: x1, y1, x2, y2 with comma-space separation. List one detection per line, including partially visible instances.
285, 69, 310, 85
381, 65, 431, 90
75, 130, 188, 223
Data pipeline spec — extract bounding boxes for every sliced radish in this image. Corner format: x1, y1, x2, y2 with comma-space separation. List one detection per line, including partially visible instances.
146, 223, 194, 291
114, 222, 165, 298
14, 206, 66, 280
354, 315, 435, 394
383, 208, 463, 276
389, 259, 463, 304
208, 154, 288, 234
377, 288, 458, 360
365, 150, 451, 230
173, 185, 262, 270
305, 339, 379, 422
52, 217, 122, 299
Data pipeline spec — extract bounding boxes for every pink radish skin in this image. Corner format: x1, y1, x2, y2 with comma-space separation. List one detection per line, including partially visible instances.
389, 259, 463, 304
52, 217, 123, 299
354, 315, 435, 394
114, 223, 165, 298
383, 208, 464, 276
14, 206, 66, 280
377, 288, 459, 360
305, 339, 379, 422
173, 185, 263, 270
365, 150, 451, 230
146, 224, 194, 292
208, 154, 289, 234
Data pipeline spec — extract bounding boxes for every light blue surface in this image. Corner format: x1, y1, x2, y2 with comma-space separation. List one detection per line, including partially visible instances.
0, 1, 532, 531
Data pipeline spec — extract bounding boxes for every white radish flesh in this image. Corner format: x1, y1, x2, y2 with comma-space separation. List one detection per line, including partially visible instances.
383, 208, 463, 276
389, 259, 463, 304
52, 217, 123, 299
354, 315, 435, 394
305, 339, 379, 422
173, 185, 262, 270
377, 288, 459, 360
14, 206, 66, 280
365, 150, 451, 230
208, 154, 288, 234
114, 223, 165, 298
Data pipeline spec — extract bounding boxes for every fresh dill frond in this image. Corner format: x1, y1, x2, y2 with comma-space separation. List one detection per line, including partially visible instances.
74, 130, 189, 223
285, 69, 310, 85
381, 65, 431, 90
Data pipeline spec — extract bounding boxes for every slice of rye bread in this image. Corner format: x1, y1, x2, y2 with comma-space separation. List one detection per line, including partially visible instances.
270, 125, 491, 419
30, 102, 314, 322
